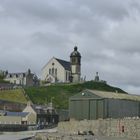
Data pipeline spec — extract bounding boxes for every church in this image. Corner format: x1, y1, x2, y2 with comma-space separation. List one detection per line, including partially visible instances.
41, 46, 81, 83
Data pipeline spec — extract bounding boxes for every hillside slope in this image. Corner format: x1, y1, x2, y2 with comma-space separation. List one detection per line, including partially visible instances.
25, 81, 126, 109
0, 89, 28, 104
0, 75, 7, 83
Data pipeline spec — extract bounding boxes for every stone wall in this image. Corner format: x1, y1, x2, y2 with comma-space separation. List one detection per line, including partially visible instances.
58, 118, 140, 139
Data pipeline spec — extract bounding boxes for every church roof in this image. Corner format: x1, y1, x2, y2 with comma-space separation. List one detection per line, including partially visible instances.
55, 58, 71, 71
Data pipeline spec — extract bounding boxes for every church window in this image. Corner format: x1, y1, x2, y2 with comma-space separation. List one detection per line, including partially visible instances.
55, 69, 57, 76
66, 71, 69, 81
49, 69, 51, 74
67, 72, 69, 81
66, 71, 67, 81
52, 68, 54, 75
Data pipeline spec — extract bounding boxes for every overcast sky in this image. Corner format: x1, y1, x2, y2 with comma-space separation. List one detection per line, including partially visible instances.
0, 0, 140, 94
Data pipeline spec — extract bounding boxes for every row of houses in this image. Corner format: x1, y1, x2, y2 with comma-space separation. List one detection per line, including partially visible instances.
0, 69, 39, 87
0, 102, 59, 131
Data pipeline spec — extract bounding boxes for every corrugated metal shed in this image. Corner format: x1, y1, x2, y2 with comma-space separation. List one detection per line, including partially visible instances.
69, 89, 140, 120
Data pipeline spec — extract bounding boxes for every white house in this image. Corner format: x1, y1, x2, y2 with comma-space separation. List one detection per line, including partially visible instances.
41, 46, 81, 83
4, 69, 37, 86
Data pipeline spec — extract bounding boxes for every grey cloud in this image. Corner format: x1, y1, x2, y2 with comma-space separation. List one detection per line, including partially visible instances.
0, 0, 140, 94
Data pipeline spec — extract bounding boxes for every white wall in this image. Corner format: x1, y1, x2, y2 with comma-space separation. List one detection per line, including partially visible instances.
42, 58, 68, 83
4, 77, 26, 85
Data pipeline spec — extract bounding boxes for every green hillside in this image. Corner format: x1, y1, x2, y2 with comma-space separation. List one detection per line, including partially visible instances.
25, 81, 126, 109
0, 89, 28, 104
0, 75, 5, 83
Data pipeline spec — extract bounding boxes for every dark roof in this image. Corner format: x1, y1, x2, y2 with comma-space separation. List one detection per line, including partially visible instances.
6, 71, 33, 78
55, 58, 71, 71
6, 111, 29, 117
6, 72, 26, 78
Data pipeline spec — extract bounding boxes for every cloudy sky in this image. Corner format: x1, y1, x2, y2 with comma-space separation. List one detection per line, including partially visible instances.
0, 0, 140, 94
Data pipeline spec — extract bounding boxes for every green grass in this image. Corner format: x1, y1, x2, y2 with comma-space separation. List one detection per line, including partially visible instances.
0, 89, 28, 104
25, 81, 126, 109
0, 75, 9, 83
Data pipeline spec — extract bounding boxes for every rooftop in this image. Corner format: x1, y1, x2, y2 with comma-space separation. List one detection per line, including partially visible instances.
70, 89, 140, 102
55, 58, 71, 71
0, 110, 29, 117
6, 111, 29, 117
88, 89, 140, 101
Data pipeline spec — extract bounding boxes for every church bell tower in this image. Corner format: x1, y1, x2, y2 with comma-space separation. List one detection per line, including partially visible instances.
70, 46, 81, 82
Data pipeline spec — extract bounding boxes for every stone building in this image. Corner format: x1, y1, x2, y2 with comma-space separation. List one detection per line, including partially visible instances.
42, 46, 81, 83
4, 69, 37, 86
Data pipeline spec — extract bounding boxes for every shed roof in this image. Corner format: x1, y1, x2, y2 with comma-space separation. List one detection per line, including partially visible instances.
70, 89, 140, 102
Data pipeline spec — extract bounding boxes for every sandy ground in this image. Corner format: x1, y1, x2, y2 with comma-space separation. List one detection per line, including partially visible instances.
0, 128, 139, 140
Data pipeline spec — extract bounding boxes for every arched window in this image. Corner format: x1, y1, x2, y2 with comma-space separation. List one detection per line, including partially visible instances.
49, 69, 51, 74
52, 68, 54, 75
55, 69, 57, 76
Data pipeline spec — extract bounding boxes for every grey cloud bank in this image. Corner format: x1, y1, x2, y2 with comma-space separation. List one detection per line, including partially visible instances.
0, 0, 140, 94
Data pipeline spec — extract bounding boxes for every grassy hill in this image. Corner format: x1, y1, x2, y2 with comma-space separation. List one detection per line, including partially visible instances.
0, 75, 5, 83
0, 89, 28, 104
0, 75, 9, 83
25, 81, 126, 109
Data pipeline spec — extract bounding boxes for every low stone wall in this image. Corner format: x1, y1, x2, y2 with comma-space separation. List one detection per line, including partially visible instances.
58, 118, 140, 139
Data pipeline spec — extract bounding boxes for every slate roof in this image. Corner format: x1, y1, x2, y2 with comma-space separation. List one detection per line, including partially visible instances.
55, 58, 71, 71
6, 111, 29, 117
6, 72, 26, 78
